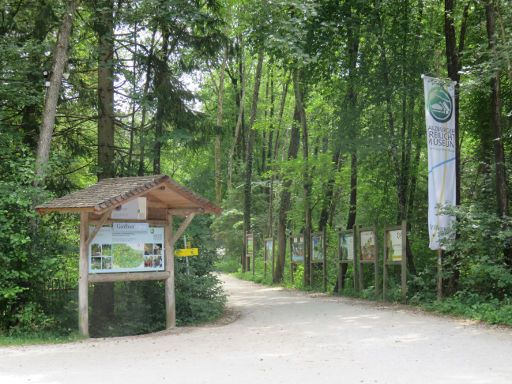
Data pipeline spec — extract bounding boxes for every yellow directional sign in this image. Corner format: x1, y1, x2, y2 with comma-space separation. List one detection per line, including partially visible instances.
175, 248, 199, 257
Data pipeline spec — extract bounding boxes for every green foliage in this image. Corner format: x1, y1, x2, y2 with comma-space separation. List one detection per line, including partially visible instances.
424, 293, 512, 326
442, 204, 512, 299
0, 146, 77, 334
9, 303, 56, 336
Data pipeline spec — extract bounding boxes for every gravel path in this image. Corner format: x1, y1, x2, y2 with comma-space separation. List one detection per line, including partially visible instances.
1, 274, 511, 384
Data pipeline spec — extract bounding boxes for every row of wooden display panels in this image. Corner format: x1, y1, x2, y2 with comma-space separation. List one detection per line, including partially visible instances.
245, 221, 407, 301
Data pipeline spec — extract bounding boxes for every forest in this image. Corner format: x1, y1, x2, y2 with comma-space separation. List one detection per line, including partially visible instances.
1, 0, 512, 339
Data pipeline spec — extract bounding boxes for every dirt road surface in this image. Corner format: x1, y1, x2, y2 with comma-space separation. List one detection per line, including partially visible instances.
1, 274, 511, 384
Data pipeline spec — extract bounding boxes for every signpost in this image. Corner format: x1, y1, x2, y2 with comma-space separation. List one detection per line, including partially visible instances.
383, 220, 407, 302
175, 248, 199, 257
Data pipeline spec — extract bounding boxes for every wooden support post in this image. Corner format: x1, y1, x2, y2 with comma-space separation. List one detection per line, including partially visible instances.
374, 230, 379, 296
322, 230, 327, 292
401, 220, 407, 303
252, 243, 255, 277
86, 209, 112, 248
271, 239, 275, 280
89, 271, 170, 283
174, 213, 195, 241
165, 213, 176, 328
437, 249, 443, 300
79, 212, 89, 337
290, 237, 294, 283
264, 240, 267, 279
382, 234, 388, 301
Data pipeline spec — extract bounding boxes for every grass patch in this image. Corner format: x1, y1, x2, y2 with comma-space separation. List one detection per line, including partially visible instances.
0, 332, 84, 347
420, 296, 512, 326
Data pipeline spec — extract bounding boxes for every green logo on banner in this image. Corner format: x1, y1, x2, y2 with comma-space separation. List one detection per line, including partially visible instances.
428, 85, 453, 123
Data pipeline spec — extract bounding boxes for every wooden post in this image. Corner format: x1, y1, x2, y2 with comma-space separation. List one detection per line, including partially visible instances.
401, 220, 407, 303
165, 212, 176, 328
322, 230, 327, 292
437, 249, 443, 300
382, 229, 388, 301
374, 228, 379, 296
290, 236, 294, 283
357, 226, 363, 292
252, 236, 255, 277
271, 238, 275, 280
264, 239, 267, 279
79, 212, 89, 337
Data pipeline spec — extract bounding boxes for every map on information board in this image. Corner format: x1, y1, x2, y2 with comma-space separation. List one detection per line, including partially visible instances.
89, 224, 165, 273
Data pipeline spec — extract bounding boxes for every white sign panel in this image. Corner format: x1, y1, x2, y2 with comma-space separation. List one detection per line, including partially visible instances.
423, 76, 456, 250
110, 197, 147, 220
89, 224, 164, 273
340, 232, 354, 261
386, 230, 403, 262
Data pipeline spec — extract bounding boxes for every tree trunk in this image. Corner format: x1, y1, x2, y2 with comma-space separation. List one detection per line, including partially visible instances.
137, 30, 156, 176
318, 148, 341, 231
274, 105, 301, 283
34, 0, 78, 184
486, 1, 508, 218
127, 22, 138, 175
444, 0, 469, 293
153, 31, 170, 175
227, 38, 246, 190
242, 49, 264, 272
485, 0, 512, 267
96, 0, 115, 180
215, 46, 228, 204
293, 68, 312, 286
92, 0, 115, 337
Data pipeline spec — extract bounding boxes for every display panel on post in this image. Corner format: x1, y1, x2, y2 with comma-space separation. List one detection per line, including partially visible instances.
310, 232, 327, 291
358, 227, 379, 294
290, 235, 304, 283
35, 175, 222, 337
338, 229, 357, 293
246, 232, 254, 273
383, 220, 407, 302
89, 223, 165, 274
264, 238, 274, 279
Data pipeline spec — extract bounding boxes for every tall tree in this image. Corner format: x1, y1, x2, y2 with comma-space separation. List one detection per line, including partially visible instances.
242, 49, 264, 272
35, 0, 78, 183
485, 0, 511, 267
274, 105, 301, 282
91, 0, 116, 336
96, 0, 115, 180
215, 46, 228, 204
293, 68, 312, 285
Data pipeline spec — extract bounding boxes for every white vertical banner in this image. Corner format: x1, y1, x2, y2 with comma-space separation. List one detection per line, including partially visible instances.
423, 75, 457, 250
